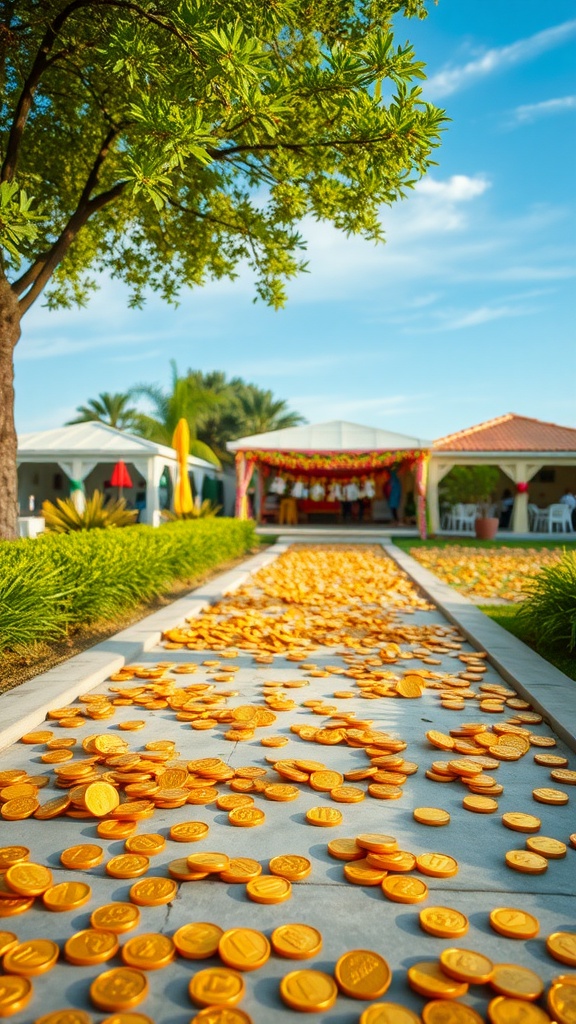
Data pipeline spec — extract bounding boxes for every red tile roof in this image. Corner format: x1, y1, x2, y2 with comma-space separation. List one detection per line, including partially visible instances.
434, 413, 576, 452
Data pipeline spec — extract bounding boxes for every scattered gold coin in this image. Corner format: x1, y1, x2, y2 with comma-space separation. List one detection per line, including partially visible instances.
419, 907, 469, 938
546, 932, 576, 967
335, 949, 391, 999
489, 908, 539, 940
270, 923, 322, 961
189, 967, 245, 1008
218, 928, 271, 972
279, 969, 338, 1012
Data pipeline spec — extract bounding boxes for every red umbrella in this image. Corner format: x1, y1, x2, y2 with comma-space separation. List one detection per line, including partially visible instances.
110, 460, 133, 498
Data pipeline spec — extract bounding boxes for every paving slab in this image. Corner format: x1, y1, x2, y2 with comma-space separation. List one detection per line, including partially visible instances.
0, 541, 574, 1023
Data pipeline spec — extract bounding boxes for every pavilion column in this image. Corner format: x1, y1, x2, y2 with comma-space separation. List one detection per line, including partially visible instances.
415, 454, 429, 539
143, 457, 164, 527
427, 459, 441, 534
498, 460, 543, 534
235, 453, 256, 519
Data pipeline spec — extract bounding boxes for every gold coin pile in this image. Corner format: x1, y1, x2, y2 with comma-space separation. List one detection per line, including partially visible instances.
327, 832, 459, 904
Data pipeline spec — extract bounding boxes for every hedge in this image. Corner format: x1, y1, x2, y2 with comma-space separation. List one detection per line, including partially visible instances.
0, 518, 256, 652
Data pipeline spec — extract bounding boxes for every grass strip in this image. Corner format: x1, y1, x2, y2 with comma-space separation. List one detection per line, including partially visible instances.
479, 604, 576, 682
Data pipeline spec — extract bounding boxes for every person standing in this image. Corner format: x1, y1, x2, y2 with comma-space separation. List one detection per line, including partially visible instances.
559, 488, 576, 528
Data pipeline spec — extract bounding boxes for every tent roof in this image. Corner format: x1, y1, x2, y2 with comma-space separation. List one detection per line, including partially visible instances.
434, 413, 576, 453
17, 422, 218, 469
228, 420, 432, 453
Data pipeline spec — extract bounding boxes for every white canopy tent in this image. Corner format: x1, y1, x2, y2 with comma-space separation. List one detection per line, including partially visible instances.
17, 422, 222, 527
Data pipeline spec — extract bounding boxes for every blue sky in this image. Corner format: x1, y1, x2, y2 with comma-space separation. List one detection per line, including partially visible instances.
15, 0, 576, 441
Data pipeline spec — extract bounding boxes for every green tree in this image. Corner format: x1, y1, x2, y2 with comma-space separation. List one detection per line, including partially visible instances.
130, 361, 222, 465
0, 0, 446, 538
66, 391, 139, 430
235, 384, 305, 437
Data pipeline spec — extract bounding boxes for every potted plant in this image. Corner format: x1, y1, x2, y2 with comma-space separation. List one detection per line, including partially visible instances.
440, 466, 500, 540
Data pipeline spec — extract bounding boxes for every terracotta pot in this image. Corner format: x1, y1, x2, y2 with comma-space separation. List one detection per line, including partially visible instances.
475, 517, 499, 541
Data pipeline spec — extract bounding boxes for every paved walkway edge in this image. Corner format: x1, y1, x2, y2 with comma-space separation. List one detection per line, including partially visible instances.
387, 543, 576, 754
0, 542, 288, 753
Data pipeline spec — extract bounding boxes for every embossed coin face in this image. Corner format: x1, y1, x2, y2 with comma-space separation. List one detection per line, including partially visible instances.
271, 924, 322, 961
546, 931, 576, 966
335, 949, 391, 1000
91, 903, 140, 934
280, 969, 338, 1012
121, 933, 175, 970
305, 806, 342, 827
60, 844, 103, 870
128, 877, 178, 907
0, 932, 18, 957
189, 967, 245, 1008
228, 806, 266, 827
413, 807, 450, 826
344, 859, 387, 886
532, 787, 569, 805
422, 1002, 485, 1024
269, 855, 311, 881
35, 1011, 93, 1024
548, 979, 576, 1024
43, 881, 91, 912
439, 948, 494, 984
3, 938, 59, 976
419, 907, 469, 939
169, 821, 209, 842
106, 855, 149, 879
125, 834, 166, 856
173, 923, 224, 960
489, 908, 540, 940
502, 812, 542, 833
89, 967, 149, 1011
0, 847, 29, 871
408, 962, 469, 999
218, 929, 271, 972
382, 875, 428, 904
355, 834, 399, 854
220, 858, 262, 884
526, 836, 567, 859
186, 853, 230, 873
64, 928, 119, 965
246, 875, 292, 905
83, 782, 120, 817
189, 1010, 252, 1024
505, 850, 548, 875
0, 974, 32, 1016
416, 853, 458, 878
490, 964, 544, 1000
487, 996, 552, 1024
4, 863, 52, 896
327, 838, 363, 861
360, 1004, 422, 1024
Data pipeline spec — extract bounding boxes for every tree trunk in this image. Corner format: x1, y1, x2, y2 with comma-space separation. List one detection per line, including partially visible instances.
0, 275, 21, 540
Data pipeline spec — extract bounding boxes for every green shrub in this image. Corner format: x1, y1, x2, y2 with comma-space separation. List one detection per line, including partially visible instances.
0, 519, 255, 652
43, 490, 138, 532
517, 549, 576, 654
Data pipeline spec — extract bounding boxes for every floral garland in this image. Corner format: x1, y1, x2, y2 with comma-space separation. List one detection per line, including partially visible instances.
240, 448, 429, 473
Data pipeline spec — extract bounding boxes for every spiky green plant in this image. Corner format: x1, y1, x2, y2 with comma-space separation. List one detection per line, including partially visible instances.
42, 490, 138, 532
161, 500, 221, 521
517, 549, 576, 653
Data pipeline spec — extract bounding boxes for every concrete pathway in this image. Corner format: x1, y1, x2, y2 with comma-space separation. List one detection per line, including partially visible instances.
0, 538, 574, 1023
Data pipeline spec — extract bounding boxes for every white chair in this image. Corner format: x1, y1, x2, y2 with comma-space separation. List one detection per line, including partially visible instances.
528, 504, 540, 531
452, 503, 477, 532
546, 503, 573, 533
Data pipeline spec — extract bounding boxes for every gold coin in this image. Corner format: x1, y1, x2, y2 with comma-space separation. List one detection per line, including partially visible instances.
124, 834, 165, 856
502, 811, 541, 833
1, 797, 39, 821
216, 795, 254, 811
65, 928, 119, 965
128, 877, 178, 906
173, 923, 224, 960
42, 881, 91, 912
356, 834, 399, 854
327, 838, 363, 861
439, 947, 494, 983
0, 896, 34, 918
60, 845, 103, 870
463, 794, 499, 813
344, 859, 387, 886
220, 858, 262, 884
548, 978, 576, 1024
168, 858, 208, 881
416, 853, 458, 878
106, 854, 149, 879
408, 961, 468, 999
335, 949, 391, 999
218, 928, 271, 972
279, 969, 338, 1012
83, 782, 120, 817
505, 850, 548, 874
269, 855, 311, 881
3, 938, 59, 976
305, 806, 343, 827
382, 875, 428, 904
190, 1010, 252, 1024
228, 807, 265, 827
4, 863, 52, 896
97, 820, 137, 840
489, 908, 540, 940
35, 1012, 93, 1024
121, 933, 175, 970
246, 875, 292, 905
309, 770, 343, 791
550, 769, 576, 785
360, 1004, 421, 1024
270, 924, 322, 961
426, 730, 455, 750
546, 932, 576, 967
419, 907, 469, 938
0, 975, 32, 1016
413, 807, 450, 826
169, 821, 209, 842
0, 847, 29, 871
189, 967, 245, 1008
0, 784, 38, 802
533, 787, 569, 805
90, 967, 148, 1011
0, 932, 18, 957
534, 753, 568, 766
526, 836, 567, 859
91, 903, 141, 934
263, 784, 299, 802
490, 963, 544, 999
366, 851, 415, 873
21, 730, 54, 744
368, 783, 403, 800
186, 852, 230, 873
487, 996, 552, 1023
422, 1003, 485, 1024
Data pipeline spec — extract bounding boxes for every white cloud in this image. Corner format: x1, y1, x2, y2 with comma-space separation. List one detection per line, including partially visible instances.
286, 393, 418, 426
510, 95, 576, 125
415, 175, 489, 202
426, 20, 576, 98
441, 303, 541, 331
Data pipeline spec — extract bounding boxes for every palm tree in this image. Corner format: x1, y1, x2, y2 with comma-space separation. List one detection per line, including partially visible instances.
129, 362, 222, 466
66, 392, 139, 430
236, 385, 305, 436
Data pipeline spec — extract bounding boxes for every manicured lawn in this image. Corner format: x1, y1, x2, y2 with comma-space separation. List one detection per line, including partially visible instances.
395, 537, 575, 551
479, 604, 576, 682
